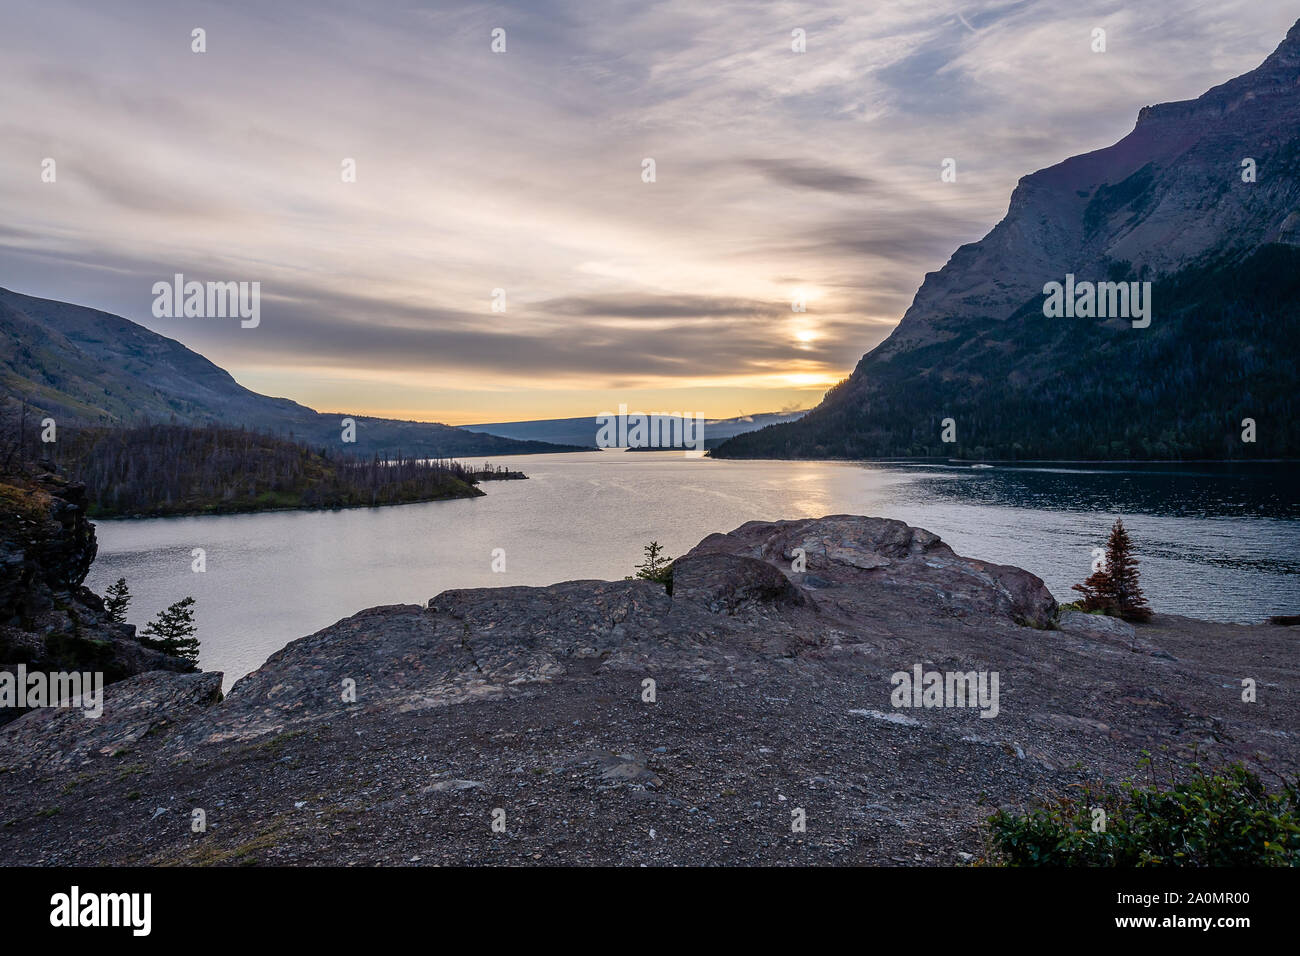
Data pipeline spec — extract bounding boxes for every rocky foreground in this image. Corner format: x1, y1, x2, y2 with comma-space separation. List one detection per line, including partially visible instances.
1, 515, 1296, 865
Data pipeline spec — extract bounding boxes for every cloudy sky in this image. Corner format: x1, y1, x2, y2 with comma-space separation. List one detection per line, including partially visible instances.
2, 1, 1294, 424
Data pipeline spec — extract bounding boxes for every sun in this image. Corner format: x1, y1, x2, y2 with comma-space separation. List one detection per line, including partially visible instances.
783, 372, 837, 387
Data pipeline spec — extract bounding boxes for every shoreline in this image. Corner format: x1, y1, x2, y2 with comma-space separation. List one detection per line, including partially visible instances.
89, 472, 531, 520
87, 489, 483, 521
704, 452, 1299, 466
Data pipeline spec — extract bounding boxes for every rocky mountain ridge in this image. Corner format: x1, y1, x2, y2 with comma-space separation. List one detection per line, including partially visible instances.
881, 18, 1300, 359
716, 19, 1300, 461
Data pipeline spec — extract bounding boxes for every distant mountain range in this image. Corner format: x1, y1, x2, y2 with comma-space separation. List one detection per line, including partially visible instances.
717, 19, 1300, 461
0, 288, 587, 458
468, 410, 807, 449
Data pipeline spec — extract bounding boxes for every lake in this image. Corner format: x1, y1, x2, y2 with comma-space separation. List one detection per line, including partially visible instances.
85, 452, 1299, 688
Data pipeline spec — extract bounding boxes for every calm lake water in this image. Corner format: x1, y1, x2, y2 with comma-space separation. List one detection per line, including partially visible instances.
86, 452, 1299, 689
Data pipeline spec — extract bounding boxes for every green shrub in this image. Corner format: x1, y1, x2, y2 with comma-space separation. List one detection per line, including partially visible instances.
985, 761, 1300, 866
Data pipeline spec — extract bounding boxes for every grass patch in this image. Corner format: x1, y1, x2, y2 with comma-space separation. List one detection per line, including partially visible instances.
162, 825, 289, 867
243, 728, 309, 756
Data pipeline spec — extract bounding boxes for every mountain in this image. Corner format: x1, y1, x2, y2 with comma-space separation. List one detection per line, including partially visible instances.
0, 288, 588, 458
716, 20, 1300, 461
467, 410, 808, 448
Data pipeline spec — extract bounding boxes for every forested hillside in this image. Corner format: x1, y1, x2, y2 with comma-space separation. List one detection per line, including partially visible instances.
4, 421, 487, 517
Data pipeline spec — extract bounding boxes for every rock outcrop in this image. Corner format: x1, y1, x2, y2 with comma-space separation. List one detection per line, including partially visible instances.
1, 515, 1295, 866
0, 462, 193, 725
687, 516, 1057, 628
0, 466, 97, 620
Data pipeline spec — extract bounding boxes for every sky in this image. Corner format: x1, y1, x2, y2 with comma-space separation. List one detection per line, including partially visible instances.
1, 1, 1295, 425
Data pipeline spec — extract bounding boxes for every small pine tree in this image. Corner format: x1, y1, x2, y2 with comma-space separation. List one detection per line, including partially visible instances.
1073, 518, 1153, 622
103, 577, 131, 624
141, 596, 201, 663
628, 541, 674, 588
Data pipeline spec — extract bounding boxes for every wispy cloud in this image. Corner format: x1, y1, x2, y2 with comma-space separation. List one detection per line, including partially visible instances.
0, 0, 1294, 422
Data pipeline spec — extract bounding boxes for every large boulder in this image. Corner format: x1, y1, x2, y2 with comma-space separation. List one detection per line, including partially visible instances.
1059, 610, 1136, 641
669, 552, 806, 615
683, 515, 1058, 628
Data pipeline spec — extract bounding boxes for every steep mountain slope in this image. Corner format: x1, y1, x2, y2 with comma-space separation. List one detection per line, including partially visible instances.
716, 20, 1300, 461
0, 288, 587, 458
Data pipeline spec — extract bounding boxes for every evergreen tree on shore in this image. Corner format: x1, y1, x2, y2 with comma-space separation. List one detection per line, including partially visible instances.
141, 597, 201, 663
103, 577, 131, 624
1073, 518, 1153, 622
